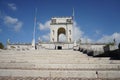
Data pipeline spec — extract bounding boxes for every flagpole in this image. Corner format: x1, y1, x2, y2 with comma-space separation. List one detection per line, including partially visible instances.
72, 8, 74, 21
33, 8, 37, 41
72, 8, 75, 42
32, 8, 37, 50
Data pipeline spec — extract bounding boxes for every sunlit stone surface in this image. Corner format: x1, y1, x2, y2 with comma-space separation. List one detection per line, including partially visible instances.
0, 49, 120, 80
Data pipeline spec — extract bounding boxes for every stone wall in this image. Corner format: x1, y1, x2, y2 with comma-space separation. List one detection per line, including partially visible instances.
7, 42, 74, 50
38, 43, 73, 50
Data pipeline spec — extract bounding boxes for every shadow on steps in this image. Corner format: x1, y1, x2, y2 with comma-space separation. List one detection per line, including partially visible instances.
90, 49, 120, 60
78, 47, 120, 60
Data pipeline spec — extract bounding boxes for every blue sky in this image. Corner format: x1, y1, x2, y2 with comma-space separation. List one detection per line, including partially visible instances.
0, 0, 120, 46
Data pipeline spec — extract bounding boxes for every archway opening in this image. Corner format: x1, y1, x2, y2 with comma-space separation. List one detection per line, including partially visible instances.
57, 28, 66, 42
59, 34, 66, 42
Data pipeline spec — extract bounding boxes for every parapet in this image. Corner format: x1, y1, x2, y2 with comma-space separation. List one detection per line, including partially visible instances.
50, 16, 73, 25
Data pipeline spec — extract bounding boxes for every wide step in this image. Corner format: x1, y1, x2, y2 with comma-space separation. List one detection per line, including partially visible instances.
0, 69, 120, 79
0, 63, 120, 70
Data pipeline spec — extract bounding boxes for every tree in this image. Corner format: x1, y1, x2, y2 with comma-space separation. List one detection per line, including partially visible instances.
0, 42, 4, 49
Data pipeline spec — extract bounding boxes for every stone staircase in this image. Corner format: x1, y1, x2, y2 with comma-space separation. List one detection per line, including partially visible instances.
0, 50, 120, 80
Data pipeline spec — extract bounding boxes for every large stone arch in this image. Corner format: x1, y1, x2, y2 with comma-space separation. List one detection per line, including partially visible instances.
57, 27, 66, 42
50, 17, 73, 43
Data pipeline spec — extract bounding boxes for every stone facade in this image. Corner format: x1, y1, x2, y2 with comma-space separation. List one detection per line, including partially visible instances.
50, 17, 73, 43
6, 17, 108, 50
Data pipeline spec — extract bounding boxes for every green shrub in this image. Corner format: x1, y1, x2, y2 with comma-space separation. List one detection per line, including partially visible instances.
0, 42, 4, 49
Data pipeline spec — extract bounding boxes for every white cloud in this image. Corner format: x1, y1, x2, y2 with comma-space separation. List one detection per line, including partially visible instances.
80, 37, 93, 43
38, 20, 120, 44
38, 20, 50, 41
73, 21, 93, 43
4, 16, 18, 24
42, 33, 50, 41
38, 20, 93, 42
8, 3, 17, 11
38, 20, 50, 30
4, 16, 23, 32
73, 21, 84, 41
97, 32, 120, 44
14, 22, 23, 31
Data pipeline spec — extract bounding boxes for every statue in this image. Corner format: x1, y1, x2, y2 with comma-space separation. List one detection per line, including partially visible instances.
74, 40, 77, 47
7, 39, 10, 44
113, 38, 116, 45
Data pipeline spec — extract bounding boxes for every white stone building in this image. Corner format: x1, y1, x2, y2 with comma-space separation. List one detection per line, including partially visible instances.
50, 17, 73, 43
7, 16, 107, 50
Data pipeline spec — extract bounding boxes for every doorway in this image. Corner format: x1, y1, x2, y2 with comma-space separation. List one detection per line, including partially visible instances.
57, 46, 62, 50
